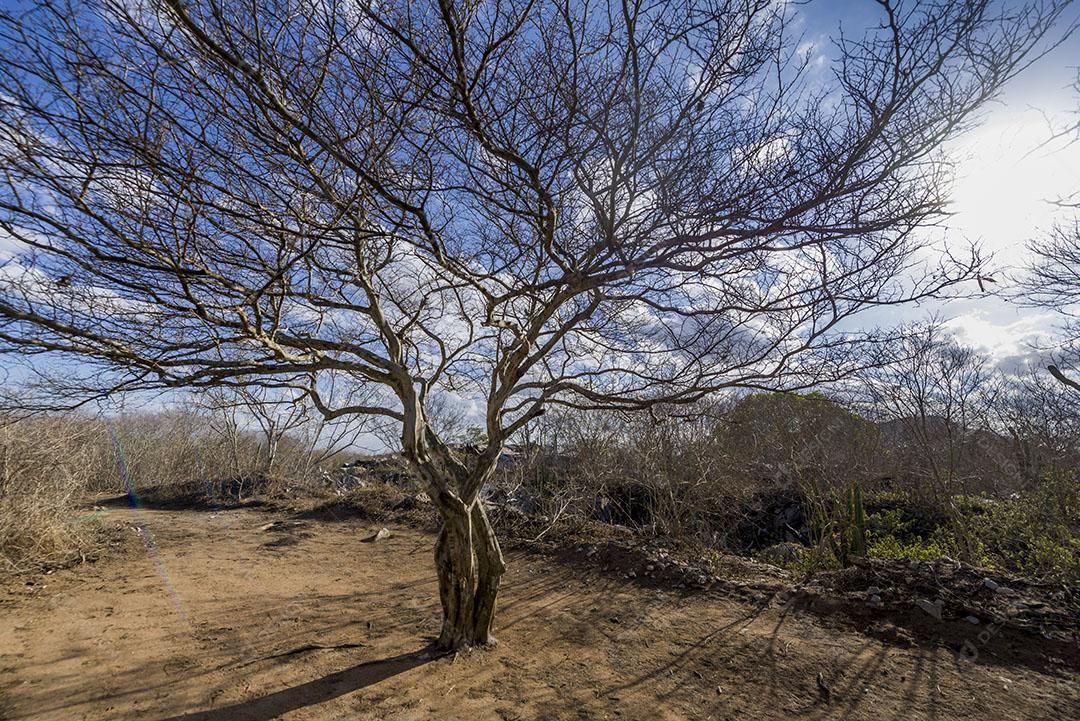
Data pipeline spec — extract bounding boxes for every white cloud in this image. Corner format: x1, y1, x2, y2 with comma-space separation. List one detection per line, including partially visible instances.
943, 298, 1057, 360
946, 107, 1080, 267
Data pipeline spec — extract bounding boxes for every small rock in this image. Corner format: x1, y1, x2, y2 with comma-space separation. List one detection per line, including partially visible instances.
916, 598, 943, 620
646, 564, 655, 572
869, 594, 882, 607
867, 586, 881, 595
981, 578, 999, 592
364, 527, 391, 543
964, 615, 981, 625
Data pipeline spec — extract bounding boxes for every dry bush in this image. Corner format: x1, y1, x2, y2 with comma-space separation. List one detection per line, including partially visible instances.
506, 394, 885, 551
0, 397, 365, 571
0, 414, 105, 572
103, 409, 301, 495
503, 380, 1079, 579
92, 404, 361, 497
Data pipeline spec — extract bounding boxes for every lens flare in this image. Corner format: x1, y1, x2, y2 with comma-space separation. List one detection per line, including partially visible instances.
107, 421, 188, 621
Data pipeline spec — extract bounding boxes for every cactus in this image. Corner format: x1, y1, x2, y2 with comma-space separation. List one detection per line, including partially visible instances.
850, 482, 867, 558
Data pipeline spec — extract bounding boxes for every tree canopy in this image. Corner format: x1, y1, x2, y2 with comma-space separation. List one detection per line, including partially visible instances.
0, 0, 1071, 649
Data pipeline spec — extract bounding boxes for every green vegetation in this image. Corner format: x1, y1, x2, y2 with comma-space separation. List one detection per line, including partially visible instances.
761, 483, 1080, 581
865, 508, 960, 563
966, 483, 1080, 580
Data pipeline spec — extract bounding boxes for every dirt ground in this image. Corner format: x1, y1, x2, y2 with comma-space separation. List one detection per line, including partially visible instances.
1, 504, 1077, 721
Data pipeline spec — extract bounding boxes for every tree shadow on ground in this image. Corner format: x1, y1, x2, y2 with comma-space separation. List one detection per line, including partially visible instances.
98, 488, 268, 512
154, 647, 437, 721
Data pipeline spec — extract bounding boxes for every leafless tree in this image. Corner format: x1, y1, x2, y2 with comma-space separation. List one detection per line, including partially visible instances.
1026, 241, 1080, 390
1021, 69, 1080, 389
863, 327, 1003, 494
1023, 221, 1080, 383
293, 386, 386, 475
0, 0, 1070, 649
998, 365, 1080, 489
196, 388, 251, 478
197, 385, 309, 478
858, 325, 1004, 559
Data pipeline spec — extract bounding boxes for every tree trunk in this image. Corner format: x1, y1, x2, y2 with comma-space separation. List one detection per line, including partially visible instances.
433, 496, 506, 650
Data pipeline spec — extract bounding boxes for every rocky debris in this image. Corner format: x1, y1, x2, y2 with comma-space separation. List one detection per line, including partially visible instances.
562, 536, 789, 601
392, 493, 430, 512
728, 487, 807, 552
112, 474, 280, 508
481, 484, 541, 515
333, 449, 523, 493
332, 454, 410, 489
817, 557, 1079, 643
290, 483, 441, 529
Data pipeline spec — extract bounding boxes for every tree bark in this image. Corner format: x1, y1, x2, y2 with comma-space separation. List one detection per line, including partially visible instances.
398, 394, 506, 651
433, 495, 506, 651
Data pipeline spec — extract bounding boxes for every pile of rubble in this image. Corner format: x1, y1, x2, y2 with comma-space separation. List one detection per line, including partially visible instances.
559, 536, 790, 602
817, 556, 1079, 643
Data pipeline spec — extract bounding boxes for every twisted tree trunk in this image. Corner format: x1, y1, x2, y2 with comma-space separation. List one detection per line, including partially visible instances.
398, 390, 507, 650
433, 496, 506, 650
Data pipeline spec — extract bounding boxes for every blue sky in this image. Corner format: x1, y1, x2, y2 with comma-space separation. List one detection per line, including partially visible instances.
2, 0, 1078, 428
794, 0, 1080, 368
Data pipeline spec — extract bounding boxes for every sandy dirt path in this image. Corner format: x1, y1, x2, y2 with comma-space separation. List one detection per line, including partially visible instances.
1, 505, 1076, 720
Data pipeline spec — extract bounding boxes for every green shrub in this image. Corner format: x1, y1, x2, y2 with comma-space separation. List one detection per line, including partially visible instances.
966, 485, 1080, 580
858, 485, 1079, 581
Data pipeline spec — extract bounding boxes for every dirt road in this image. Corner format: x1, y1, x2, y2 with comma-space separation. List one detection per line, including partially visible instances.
1, 505, 1076, 720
